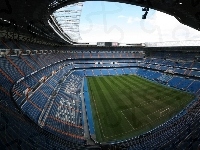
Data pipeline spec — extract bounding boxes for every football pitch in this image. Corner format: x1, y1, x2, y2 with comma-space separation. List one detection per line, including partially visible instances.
87, 75, 195, 142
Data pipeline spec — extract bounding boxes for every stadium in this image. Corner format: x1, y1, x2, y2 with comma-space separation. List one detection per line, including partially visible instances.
0, 0, 200, 149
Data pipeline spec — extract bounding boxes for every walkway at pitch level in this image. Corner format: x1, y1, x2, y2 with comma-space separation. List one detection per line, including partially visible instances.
81, 78, 95, 145
83, 78, 96, 140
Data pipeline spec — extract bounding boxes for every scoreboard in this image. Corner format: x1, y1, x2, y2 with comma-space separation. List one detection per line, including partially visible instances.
97, 42, 105, 46
97, 42, 119, 47
112, 42, 119, 46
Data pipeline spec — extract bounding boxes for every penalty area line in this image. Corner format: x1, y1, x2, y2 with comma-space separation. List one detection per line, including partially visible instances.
147, 115, 152, 121
121, 111, 135, 130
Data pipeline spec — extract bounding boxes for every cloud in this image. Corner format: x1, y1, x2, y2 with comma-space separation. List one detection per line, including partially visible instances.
127, 17, 133, 24
79, 9, 200, 44
118, 15, 140, 24
139, 11, 200, 42
127, 17, 140, 24
118, 15, 126, 18
79, 25, 124, 43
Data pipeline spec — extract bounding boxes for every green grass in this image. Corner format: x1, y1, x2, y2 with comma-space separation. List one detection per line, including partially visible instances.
87, 75, 195, 142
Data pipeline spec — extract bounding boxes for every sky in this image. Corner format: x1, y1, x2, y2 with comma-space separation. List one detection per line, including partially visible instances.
78, 1, 200, 44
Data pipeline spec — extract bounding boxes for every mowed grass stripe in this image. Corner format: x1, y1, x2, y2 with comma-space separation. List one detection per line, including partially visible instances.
97, 77, 134, 135
102, 75, 171, 128
104, 76, 151, 129
90, 75, 153, 138
98, 75, 165, 136
106, 76, 151, 127
125, 75, 189, 109
112, 75, 165, 116
121, 75, 194, 121
90, 77, 133, 139
127, 76, 176, 113
87, 75, 195, 142
104, 76, 133, 108
90, 77, 122, 140
87, 78, 105, 141
114, 75, 171, 125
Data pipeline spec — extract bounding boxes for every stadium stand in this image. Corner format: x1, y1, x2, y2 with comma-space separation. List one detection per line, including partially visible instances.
1, 40, 200, 149
1, 0, 200, 148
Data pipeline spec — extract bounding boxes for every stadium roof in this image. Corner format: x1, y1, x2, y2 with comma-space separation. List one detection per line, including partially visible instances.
145, 40, 200, 47
0, 0, 200, 45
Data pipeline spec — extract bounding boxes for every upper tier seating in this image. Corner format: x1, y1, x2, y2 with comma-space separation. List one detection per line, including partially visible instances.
0, 41, 200, 149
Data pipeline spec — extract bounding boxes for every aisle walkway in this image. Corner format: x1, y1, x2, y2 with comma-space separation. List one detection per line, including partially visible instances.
81, 78, 95, 145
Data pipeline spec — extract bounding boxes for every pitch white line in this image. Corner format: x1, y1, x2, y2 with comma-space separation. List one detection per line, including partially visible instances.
121, 111, 135, 130
147, 115, 152, 121
91, 91, 106, 138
